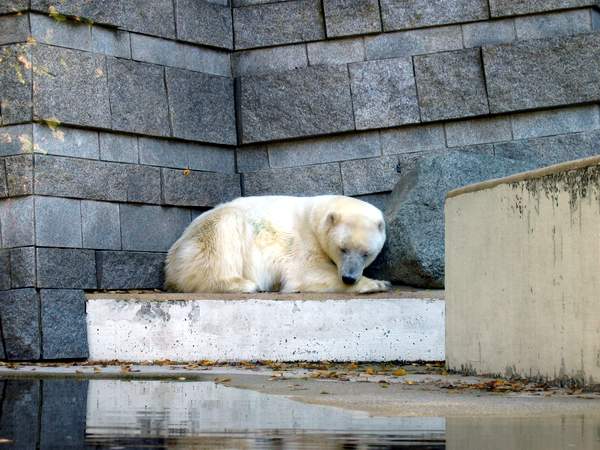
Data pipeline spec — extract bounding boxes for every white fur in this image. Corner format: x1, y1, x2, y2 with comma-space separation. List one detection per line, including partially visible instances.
164, 195, 391, 293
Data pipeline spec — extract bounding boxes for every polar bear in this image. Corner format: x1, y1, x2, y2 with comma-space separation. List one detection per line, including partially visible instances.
164, 195, 391, 294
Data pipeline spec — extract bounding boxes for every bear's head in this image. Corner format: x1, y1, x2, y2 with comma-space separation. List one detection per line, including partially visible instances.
320, 197, 386, 286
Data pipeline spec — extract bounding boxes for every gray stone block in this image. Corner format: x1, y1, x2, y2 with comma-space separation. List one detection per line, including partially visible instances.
323, 0, 381, 38
239, 65, 354, 143
35, 196, 82, 248
354, 192, 390, 211
166, 68, 236, 145
233, 0, 325, 50
483, 33, 600, 113
367, 151, 536, 288
33, 124, 99, 159
233, 0, 277, 5
232, 45, 308, 77
0, 13, 30, 45
511, 105, 600, 140
130, 33, 231, 77
81, 200, 121, 250
34, 155, 128, 202
30, 13, 93, 52
494, 132, 594, 166
341, 156, 400, 196
10, 247, 36, 288
0, 380, 41, 446
121, 0, 175, 38
0, 124, 33, 156
96, 250, 165, 289
92, 27, 131, 58
380, 0, 488, 32
99, 132, 139, 164
162, 168, 241, 207
462, 19, 516, 48
36, 247, 97, 289
0, 289, 41, 360
176, 0, 233, 49
126, 165, 161, 204
514, 9, 592, 40
0, 159, 6, 198
4, 154, 33, 196
488, 0, 595, 17
30, 0, 125, 27
307, 38, 365, 66
236, 145, 269, 172
445, 116, 512, 147
364, 25, 463, 60
40, 379, 88, 447
268, 132, 381, 168
32, 45, 111, 128
593, 8, 600, 30
415, 48, 489, 122
0, 44, 33, 125
0, 196, 34, 248
243, 163, 343, 196
120, 204, 191, 252
141, 138, 238, 174
0, 1, 29, 14
107, 58, 170, 137
0, 249, 9, 290
380, 124, 445, 155
40, 290, 88, 359
349, 58, 420, 130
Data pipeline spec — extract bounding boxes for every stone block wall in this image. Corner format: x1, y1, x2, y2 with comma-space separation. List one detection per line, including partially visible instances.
1, 0, 600, 360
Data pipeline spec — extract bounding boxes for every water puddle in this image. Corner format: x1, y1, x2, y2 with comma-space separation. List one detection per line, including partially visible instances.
0, 378, 598, 449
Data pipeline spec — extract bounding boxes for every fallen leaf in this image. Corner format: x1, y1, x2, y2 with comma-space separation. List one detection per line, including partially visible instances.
393, 368, 407, 377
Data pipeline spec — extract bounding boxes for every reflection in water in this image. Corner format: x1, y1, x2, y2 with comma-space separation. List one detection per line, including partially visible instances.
0, 378, 597, 449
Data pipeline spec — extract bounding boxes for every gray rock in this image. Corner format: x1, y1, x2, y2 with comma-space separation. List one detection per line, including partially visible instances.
0, 289, 41, 360
166, 68, 236, 145
120, 0, 175, 38
380, 124, 445, 155
0, 380, 40, 446
414, 48, 489, 122
92, 27, 131, 58
323, 0, 381, 38
40, 290, 88, 359
99, 132, 139, 164
176, 0, 233, 49
341, 156, 401, 196
34, 155, 128, 202
30, 12, 93, 52
81, 200, 121, 250
355, 192, 390, 212
0, 249, 9, 290
36, 248, 97, 289
0, 44, 33, 125
107, 58, 170, 137
0, 0, 29, 14
40, 379, 88, 447
366, 151, 537, 288
120, 204, 191, 252
127, 165, 162, 204
162, 168, 241, 207
510, 105, 600, 140
488, 0, 595, 17
239, 65, 354, 143
349, 58, 420, 130
32, 45, 111, 128
0, 124, 33, 157
243, 163, 343, 196
4, 154, 33, 196
483, 33, 600, 113
380, 0, 489, 32
10, 247, 36, 288
236, 145, 269, 172
233, 0, 325, 50
462, 18, 516, 48
34, 196, 83, 248
0, 13, 30, 45
233, 45, 308, 77
268, 132, 381, 168
33, 124, 100, 160
96, 251, 166, 289
307, 38, 365, 66
0, 159, 6, 198
0, 196, 34, 248
30, 0, 125, 27
445, 116, 512, 147
514, 9, 592, 41
186, 143, 236, 173
138, 137, 189, 169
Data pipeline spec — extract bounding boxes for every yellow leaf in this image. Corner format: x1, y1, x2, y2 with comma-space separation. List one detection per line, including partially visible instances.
393, 368, 407, 377
365, 367, 376, 375
183, 168, 191, 176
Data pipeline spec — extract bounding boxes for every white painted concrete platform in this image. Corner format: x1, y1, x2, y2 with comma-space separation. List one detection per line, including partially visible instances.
86, 290, 445, 362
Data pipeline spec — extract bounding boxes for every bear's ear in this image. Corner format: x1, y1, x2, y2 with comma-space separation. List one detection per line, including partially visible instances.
327, 212, 338, 227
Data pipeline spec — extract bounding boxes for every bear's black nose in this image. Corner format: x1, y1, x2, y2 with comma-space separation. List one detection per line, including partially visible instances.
342, 275, 357, 285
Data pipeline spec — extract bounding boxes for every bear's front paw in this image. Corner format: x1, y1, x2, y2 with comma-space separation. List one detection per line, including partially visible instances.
354, 278, 392, 294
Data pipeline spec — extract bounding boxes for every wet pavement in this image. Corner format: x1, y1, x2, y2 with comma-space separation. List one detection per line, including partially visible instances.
0, 363, 599, 449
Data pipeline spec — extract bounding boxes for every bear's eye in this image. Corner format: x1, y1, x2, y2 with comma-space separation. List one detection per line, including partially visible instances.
341, 248, 348, 254
362, 252, 369, 259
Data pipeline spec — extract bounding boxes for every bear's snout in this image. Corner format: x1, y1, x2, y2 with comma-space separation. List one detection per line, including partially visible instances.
342, 275, 357, 285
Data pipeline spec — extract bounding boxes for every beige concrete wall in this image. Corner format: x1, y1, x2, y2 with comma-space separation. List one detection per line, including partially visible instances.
445, 156, 600, 385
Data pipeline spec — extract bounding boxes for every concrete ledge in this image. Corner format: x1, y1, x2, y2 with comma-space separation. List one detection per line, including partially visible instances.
445, 156, 600, 386
86, 289, 445, 362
